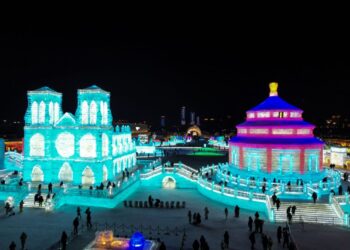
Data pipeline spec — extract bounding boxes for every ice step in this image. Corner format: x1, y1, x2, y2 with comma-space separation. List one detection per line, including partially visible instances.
22, 192, 49, 209
272, 202, 343, 225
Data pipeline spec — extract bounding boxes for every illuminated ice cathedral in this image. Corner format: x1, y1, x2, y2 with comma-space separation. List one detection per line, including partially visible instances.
22, 86, 136, 185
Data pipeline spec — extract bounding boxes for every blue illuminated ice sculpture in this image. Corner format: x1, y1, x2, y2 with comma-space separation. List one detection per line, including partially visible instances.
129, 232, 145, 249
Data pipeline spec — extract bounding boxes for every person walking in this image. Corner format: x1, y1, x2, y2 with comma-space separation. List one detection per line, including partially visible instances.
234, 205, 240, 218
224, 230, 229, 249
248, 216, 253, 232
9, 241, 16, 250
159, 241, 166, 250
192, 239, 200, 250
20, 232, 27, 250
287, 212, 293, 224
272, 192, 277, 205
204, 207, 209, 220
61, 231, 68, 250
188, 210, 192, 224
48, 182, 53, 194
86, 210, 92, 229
249, 232, 255, 249
291, 205, 296, 215
19, 200, 24, 213
224, 208, 228, 220
73, 217, 79, 235
276, 199, 281, 210
267, 236, 273, 250
312, 192, 317, 203
286, 206, 291, 215
77, 206, 81, 220
282, 227, 290, 248
277, 226, 282, 244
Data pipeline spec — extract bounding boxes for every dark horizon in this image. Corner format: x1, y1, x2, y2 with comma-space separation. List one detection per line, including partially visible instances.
1, 18, 349, 127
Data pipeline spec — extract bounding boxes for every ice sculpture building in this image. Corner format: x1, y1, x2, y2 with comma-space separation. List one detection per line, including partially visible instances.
23, 86, 136, 185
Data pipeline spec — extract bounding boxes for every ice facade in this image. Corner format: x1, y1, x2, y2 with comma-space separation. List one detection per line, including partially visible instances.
23, 86, 136, 185
229, 82, 324, 178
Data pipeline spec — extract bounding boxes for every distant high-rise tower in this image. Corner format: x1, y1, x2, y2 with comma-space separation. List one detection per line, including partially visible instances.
0, 138, 4, 170
160, 115, 166, 127
196, 116, 200, 126
181, 106, 186, 125
190, 112, 195, 125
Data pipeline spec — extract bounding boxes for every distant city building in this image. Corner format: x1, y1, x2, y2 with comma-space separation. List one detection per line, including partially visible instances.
4, 140, 23, 153
181, 106, 186, 125
196, 116, 200, 126
0, 138, 4, 170
190, 112, 195, 125
160, 115, 166, 127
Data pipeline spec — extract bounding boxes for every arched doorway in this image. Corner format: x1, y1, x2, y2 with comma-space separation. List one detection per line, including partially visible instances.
31, 166, 44, 182
162, 176, 176, 189
59, 162, 73, 182
82, 166, 95, 185
186, 125, 202, 137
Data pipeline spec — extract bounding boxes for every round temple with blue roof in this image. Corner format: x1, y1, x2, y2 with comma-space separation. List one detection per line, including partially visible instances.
226, 82, 339, 191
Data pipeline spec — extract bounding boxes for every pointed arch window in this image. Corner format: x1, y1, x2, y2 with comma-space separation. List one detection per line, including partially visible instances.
82, 101, 89, 124
54, 102, 60, 123
31, 101, 38, 124
39, 101, 46, 123
90, 101, 97, 124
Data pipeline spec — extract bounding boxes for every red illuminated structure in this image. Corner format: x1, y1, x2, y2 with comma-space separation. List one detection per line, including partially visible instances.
229, 83, 323, 174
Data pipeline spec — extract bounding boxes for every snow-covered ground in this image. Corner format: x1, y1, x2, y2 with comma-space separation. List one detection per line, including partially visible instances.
0, 186, 349, 250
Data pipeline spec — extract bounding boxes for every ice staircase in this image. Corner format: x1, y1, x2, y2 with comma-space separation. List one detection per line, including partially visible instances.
273, 201, 343, 225
23, 192, 48, 209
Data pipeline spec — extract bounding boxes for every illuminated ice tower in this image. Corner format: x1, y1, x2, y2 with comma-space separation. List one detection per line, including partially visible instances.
23, 85, 136, 185
229, 82, 324, 175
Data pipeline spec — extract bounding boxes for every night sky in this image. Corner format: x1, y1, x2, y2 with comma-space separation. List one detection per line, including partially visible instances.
1, 17, 349, 127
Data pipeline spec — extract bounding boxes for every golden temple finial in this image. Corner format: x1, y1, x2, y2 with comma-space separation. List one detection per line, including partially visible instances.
269, 82, 278, 96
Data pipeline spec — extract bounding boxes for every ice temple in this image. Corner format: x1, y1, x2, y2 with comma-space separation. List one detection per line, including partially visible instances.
214, 82, 340, 195
22, 86, 136, 185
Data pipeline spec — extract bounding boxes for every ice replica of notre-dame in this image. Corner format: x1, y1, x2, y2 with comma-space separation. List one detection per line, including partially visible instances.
23, 85, 136, 185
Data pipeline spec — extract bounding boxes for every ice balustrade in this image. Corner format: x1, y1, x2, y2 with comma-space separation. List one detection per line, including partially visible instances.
207, 163, 340, 197
332, 193, 349, 205
0, 184, 26, 192
265, 195, 275, 222
297, 214, 342, 225
197, 177, 266, 202
138, 161, 199, 182
139, 167, 163, 179
213, 167, 305, 194
306, 186, 319, 197
63, 173, 139, 199
5, 151, 24, 167
331, 195, 344, 219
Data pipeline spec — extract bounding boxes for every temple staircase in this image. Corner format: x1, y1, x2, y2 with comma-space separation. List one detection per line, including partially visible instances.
273, 201, 343, 225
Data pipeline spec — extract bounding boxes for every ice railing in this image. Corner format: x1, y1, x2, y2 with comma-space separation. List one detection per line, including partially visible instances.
215, 169, 339, 196
331, 195, 344, 219
297, 214, 343, 225
4, 151, 24, 167
265, 195, 275, 222
197, 177, 266, 203
63, 174, 140, 199
139, 162, 199, 181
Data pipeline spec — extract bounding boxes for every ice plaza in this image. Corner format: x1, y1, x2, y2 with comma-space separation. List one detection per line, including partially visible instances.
0, 83, 350, 250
